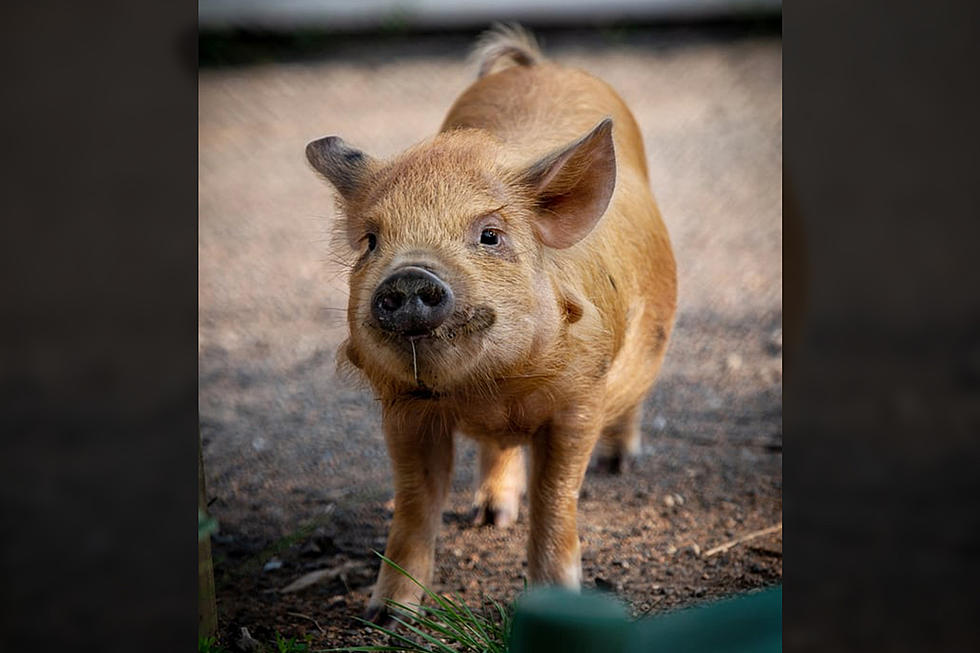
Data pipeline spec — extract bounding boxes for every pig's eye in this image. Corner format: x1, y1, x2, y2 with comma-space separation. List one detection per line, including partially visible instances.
365, 233, 377, 252
479, 228, 500, 246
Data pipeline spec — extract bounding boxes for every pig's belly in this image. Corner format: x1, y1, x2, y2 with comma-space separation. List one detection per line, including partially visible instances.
601, 298, 671, 425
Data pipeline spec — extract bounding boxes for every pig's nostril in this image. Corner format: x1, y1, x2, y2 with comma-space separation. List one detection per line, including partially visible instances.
379, 291, 405, 312
371, 266, 454, 335
418, 286, 444, 307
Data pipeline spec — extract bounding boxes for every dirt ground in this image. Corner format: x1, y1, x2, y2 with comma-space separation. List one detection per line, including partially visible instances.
199, 27, 781, 649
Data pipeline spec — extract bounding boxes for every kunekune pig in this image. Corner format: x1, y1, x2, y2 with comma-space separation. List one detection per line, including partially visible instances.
305, 25, 676, 624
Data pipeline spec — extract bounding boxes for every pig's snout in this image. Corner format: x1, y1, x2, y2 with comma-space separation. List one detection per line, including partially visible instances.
371, 266, 455, 337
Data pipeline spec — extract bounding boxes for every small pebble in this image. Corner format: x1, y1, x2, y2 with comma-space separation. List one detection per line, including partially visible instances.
725, 353, 743, 371
238, 627, 263, 652
663, 495, 676, 508
262, 558, 283, 572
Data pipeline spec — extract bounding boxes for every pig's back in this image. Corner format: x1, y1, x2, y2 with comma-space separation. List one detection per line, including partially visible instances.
443, 63, 677, 418
441, 63, 649, 180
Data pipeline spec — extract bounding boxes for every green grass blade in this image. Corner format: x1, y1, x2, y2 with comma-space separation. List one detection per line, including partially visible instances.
489, 597, 508, 630
445, 593, 492, 647
350, 616, 429, 651
343, 553, 514, 653
386, 595, 498, 652
389, 615, 459, 653
368, 557, 477, 646
484, 595, 513, 653
383, 600, 478, 648
317, 647, 411, 652
373, 553, 467, 621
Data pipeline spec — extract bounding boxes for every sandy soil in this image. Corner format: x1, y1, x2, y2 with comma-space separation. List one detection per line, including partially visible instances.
200, 28, 781, 648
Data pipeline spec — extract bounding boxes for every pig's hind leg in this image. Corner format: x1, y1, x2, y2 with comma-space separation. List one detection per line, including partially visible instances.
473, 440, 525, 528
594, 403, 642, 475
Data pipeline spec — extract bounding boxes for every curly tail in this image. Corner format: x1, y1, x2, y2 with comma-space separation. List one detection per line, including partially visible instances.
472, 23, 544, 79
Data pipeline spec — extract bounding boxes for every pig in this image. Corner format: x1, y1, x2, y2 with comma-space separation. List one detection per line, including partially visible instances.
305, 25, 676, 624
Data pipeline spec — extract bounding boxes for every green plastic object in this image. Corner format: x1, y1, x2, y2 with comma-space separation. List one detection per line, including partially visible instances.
509, 586, 781, 653
508, 586, 632, 653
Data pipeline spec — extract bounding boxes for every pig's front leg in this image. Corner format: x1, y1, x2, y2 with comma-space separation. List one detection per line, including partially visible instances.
526, 409, 602, 587
365, 408, 454, 624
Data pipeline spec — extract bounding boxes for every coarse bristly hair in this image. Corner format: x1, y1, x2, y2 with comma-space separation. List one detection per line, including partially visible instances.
305, 24, 677, 623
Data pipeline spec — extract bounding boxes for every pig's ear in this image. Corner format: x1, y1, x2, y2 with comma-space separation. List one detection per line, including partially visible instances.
520, 118, 616, 249
305, 135, 376, 201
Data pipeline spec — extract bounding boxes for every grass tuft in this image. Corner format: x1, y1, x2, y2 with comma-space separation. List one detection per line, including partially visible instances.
275, 630, 314, 652
198, 635, 228, 653
320, 553, 514, 653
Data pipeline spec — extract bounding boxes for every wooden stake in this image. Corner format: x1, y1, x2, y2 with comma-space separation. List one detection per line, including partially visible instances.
199, 434, 219, 640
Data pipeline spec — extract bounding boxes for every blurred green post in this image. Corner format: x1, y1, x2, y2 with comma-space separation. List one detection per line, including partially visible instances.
510, 585, 781, 653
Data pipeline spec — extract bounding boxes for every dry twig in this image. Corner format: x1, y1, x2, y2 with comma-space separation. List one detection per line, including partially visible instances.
280, 560, 363, 593
287, 611, 327, 634
704, 522, 782, 558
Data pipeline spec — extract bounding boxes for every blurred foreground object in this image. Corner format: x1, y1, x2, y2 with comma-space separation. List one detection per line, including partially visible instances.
510, 585, 781, 652
199, 436, 218, 640
200, 0, 781, 31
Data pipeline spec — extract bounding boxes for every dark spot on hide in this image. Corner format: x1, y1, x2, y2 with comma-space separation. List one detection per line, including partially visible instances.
650, 324, 667, 354
562, 297, 583, 324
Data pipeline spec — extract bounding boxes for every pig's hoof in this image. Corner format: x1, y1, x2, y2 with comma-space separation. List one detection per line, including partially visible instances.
595, 452, 631, 475
474, 502, 517, 528
363, 603, 398, 630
